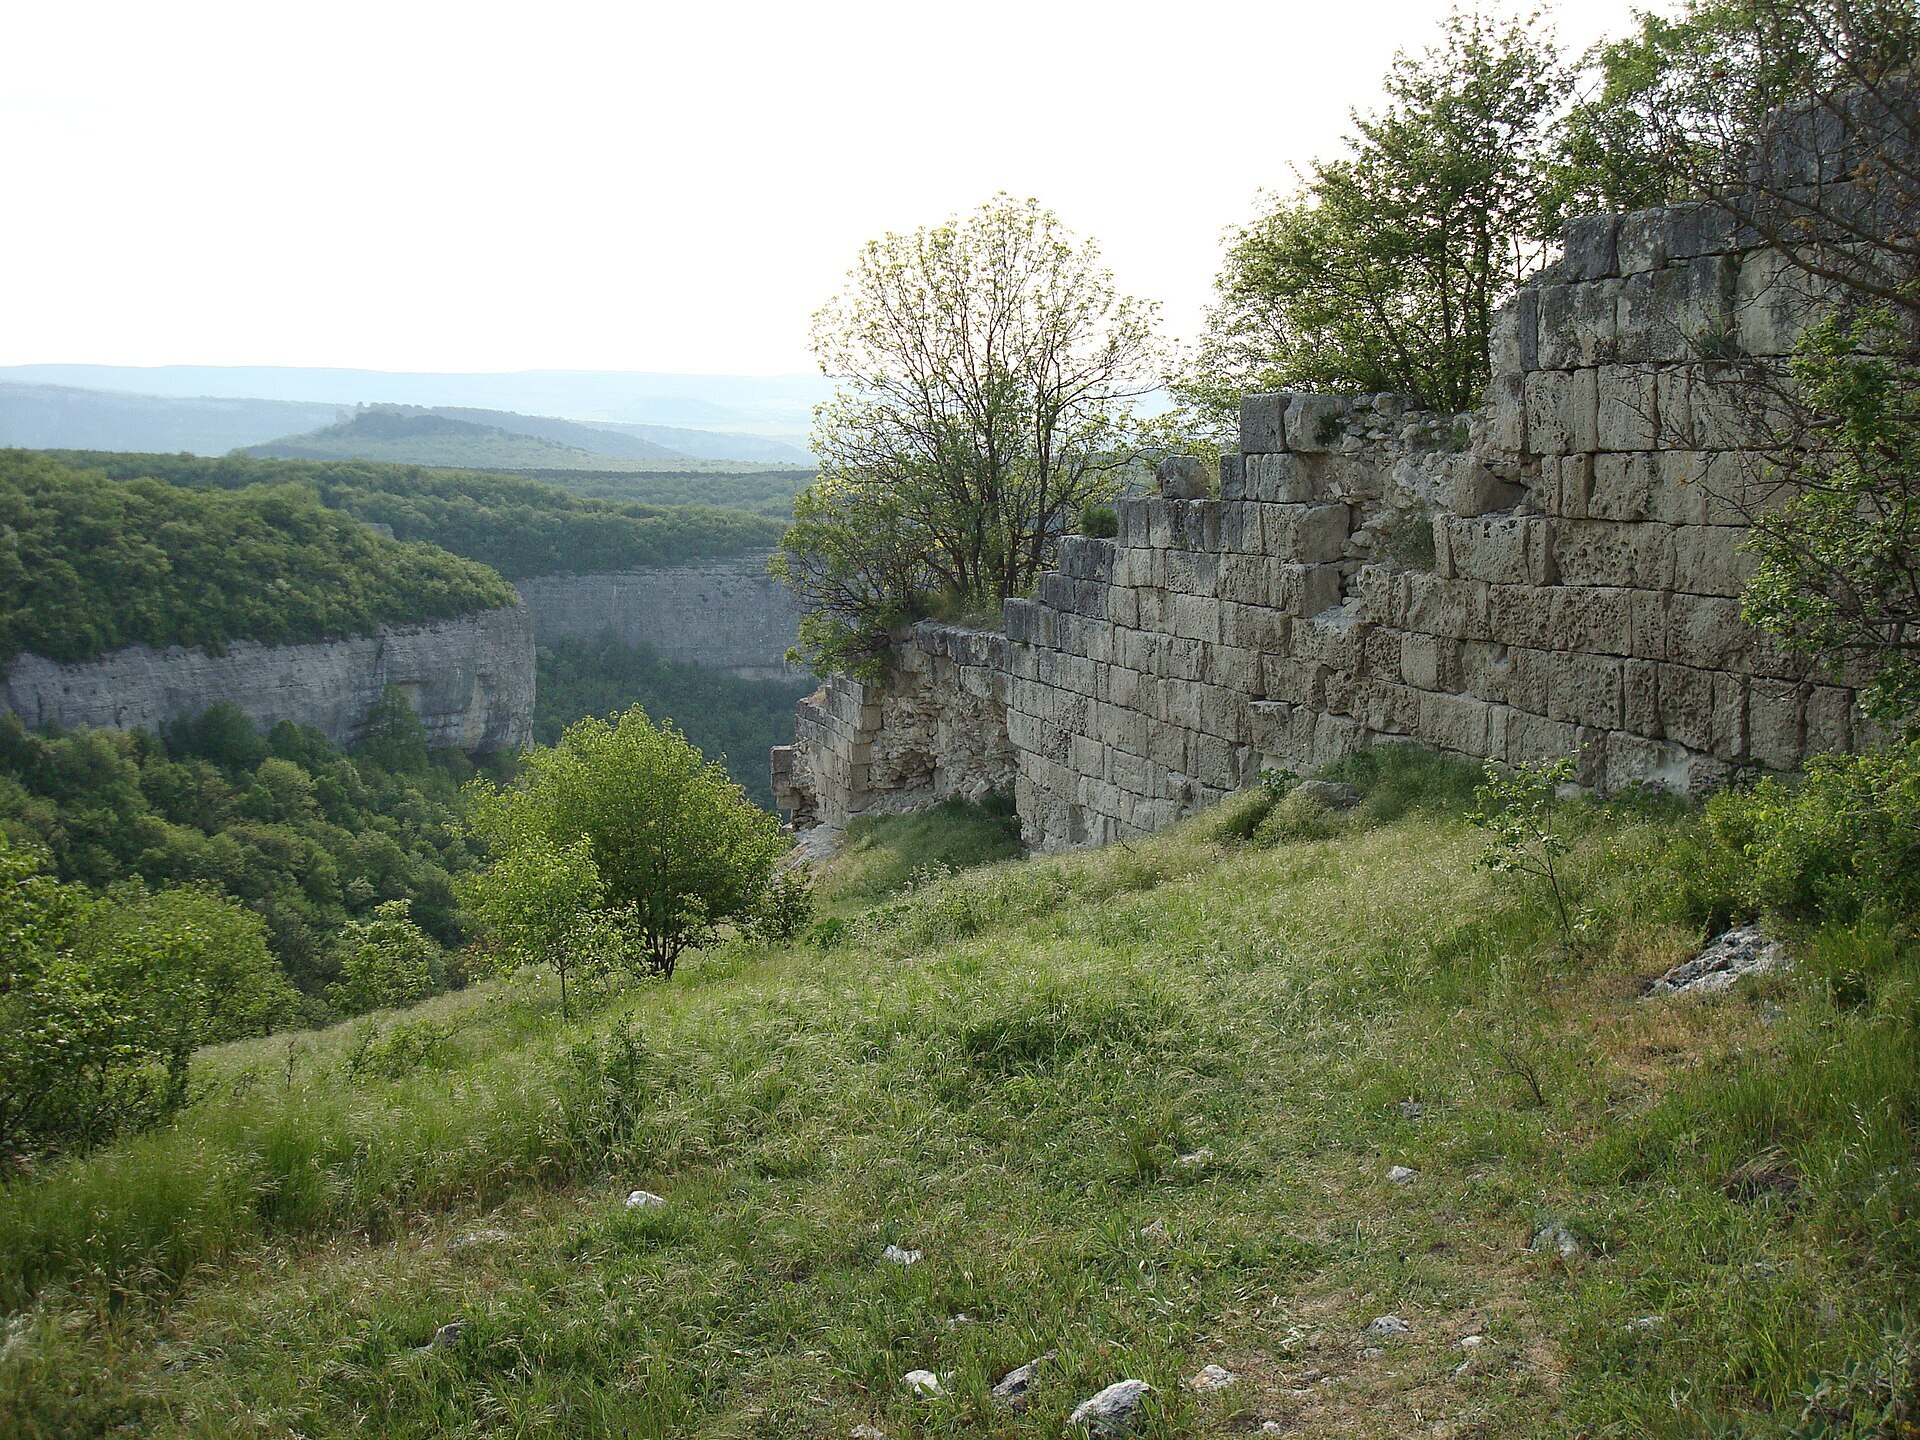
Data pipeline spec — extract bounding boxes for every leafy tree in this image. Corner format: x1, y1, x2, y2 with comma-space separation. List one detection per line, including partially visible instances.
328, 899, 440, 1015
459, 835, 605, 1017
466, 706, 786, 977
1469, 756, 1579, 942
774, 195, 1161, 674
1179, 9, 1567, 419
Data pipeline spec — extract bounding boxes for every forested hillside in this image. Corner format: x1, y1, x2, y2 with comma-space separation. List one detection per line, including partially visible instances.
511, 465, 814, 518
47, 451, 788, 578
0, 451, 516, 664
245, 409, 671, 470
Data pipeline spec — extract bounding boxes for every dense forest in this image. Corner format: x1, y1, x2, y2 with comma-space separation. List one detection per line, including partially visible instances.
510, 465, 813, 518
0, 451, 516, 664
45, 450, 788, 578
534, 633, 810, 807
0, 697, 496, 1011
243, 408, 671, 470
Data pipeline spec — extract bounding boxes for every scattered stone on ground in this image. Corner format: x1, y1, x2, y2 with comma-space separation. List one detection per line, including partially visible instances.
1293, 779, 1362, 810
1188, 1363, 1236, 1392
945, 1313, 974, 1327
1174, 1147, 1214, 1170
1260, 1423, 1286, 1435
1459, 1334, 1485, 1349
902, 1369, 947, 1397
1365, 1314, 1413, 1338
1454, 1359, 1473, 1380
1397, 1099, 1425, 1119
1647, 922, 1788, 997
1138, 1218, 1168, 1241
1069, 1380, 1153, 1435
882, 1244, 922, 1266
1531, 1223, 1584, 1260
446, 1227, 510, 1254
990, 1350, 1057, 1410
1358, 1346, 1386, 1360
415, 1320, 465, 1354
849, 1426, 887, 1440
625, 1190, 666, 1210
1625, 1315, 1665, 1332
1387, 1165, 1418, 1184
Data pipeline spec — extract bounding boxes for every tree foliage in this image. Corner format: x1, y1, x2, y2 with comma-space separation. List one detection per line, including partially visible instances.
327, 899, 441, 1016
774, 195, 1160, 674
457, 835, 605, 1016
0, 451, 516, 664
45, 450, 787, 581
466, 706, 786, 978
1180, 9, 1567, 418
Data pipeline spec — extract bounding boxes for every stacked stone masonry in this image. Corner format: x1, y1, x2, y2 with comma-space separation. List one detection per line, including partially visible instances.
774, 120, 1884, 852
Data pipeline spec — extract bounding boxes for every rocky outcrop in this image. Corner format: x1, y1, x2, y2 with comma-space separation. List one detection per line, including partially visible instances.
1, 604, 534, 753
515, 552, 800, 680
776, 105, 1889, 851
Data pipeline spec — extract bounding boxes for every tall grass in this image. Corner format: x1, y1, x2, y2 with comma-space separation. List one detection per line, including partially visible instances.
0, 752, 1914, 1438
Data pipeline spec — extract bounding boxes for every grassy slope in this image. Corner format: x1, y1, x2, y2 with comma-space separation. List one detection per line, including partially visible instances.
0, 759, 1913, 1438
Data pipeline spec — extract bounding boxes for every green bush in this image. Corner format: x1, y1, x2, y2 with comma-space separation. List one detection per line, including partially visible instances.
1706, 745, 1920, 927
327, 900, 441, 1016
1078, 502, 1119, 539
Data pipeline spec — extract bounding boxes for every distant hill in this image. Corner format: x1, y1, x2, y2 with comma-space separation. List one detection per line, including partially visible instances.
0, 383, 342, 455
583, 422, 813, 465
243, 408, 688, 470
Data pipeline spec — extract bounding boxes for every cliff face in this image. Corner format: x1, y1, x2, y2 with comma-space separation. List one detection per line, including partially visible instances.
1, 604, 535, 753
515, 552, 799, 680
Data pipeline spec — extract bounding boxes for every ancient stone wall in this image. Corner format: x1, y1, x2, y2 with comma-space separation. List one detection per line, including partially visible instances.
2, 604, 535, 754
774, 129, 1879, 851
515, 552, 800, 680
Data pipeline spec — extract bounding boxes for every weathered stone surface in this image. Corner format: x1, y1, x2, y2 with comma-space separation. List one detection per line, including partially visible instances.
1069, 1380, 1154, 1435
2, 604, 534, 754
1648, 922, 1788, 995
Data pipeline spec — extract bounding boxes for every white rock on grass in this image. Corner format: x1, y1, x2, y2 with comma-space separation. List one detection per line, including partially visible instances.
1647, 922, 1788, 997
990, 1350, 1056, 1410
625, 1190, 666, 1210
1069, 1379, 1154, 1435
1530, 1224, 1584, 1260
882, 1244, 923, 1266
849, 1426, 888, 1440
1387, 1165, 1418, 1184
902, 1369, 948, 1397
446, 1227, 510, 1254
1365, 1314, 1413, 1338
414, 1320, 466, 1354
1188, 1363, 1236, 1392
1138, 1219, 1169, 1241
1174, 1148, 1214, 1170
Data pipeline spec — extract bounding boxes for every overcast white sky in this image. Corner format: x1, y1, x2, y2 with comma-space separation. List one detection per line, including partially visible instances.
1, 0, 1650, 377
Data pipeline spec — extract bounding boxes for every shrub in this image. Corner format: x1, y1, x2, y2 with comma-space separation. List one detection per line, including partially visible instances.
1252, 787, 1342, 846
1078, 502, 1119, 539
1706, 745, 1920, 927
749, 866, 816, 944
328, 900, 440, 1015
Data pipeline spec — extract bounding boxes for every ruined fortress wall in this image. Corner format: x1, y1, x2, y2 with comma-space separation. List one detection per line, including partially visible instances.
515, 552, 801, 680
774, 138, 1875, 850
2, 604, 536, 754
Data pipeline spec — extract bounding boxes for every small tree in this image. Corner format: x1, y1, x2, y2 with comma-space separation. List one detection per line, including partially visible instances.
329, 898, 439, 1015
459, 834, 605, 1017
1469, 756, 1579, 941
466, 706, 787, 978
775, 194, 1161, 674
1180, 8, 1568, 419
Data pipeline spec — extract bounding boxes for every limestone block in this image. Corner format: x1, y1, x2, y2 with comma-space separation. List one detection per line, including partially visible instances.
1113, 498, 1151, 547
1436, 514, 1556, 586
1285, 393, 1348, 453
1628, 588, 1670, 660
1602, 734, 1694, 793
1276, 564, 1345, 616
1538, 278, 1619, 369
1247, 698, 1295, 754
1804, 686, 1854, 754
1625, 658, 1661, 735
1169, 500, 1223, 552
1747, 679, 1807, 769
1168, 592, 1222, 643
1219, 600, 1289, 653
1400, 632, 1461, 691
1418, 689, 1501, 757
1559, 214, 1619, 282
1219, 505, 1259, 555
1698, 450, 1790, 526
1505, 708, 1586, 766
1244, 452, 1320, 504
1552, 520, 1676, 590
1666, 594, 1753, 671
1671, 525, 1755, 598
1157, 456, 1211, 500
1660, 201, 1740, 260
1200, 651, 1260, 708
1486, 583, 1632, 656
1240, 393, 1290, 454
1290, 611, 1369, 670
1597, 364, 1660, 451
1656, 663, 1734, 753
1484, 373, 1528, 456
1491, 287, 1539, 374
1550, 454, 1591, 518
1734, 246, 1841, 357
1402, 573, 1494, 641
1444, 457, 1525, 518
1615, 255, 1733, 364
1219, 453, 1246, 501
1584, 453, 1656, 522
1106, 587, 1139, 629
1524, 370, 1573, 455
1262, 503, 1350, 563
1262, 655, 1327, 708
1353, 563, 1406, 624
1617, 208, 1673, 274
1547, 651, 1626, 728
1164, 548, 1219, 597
